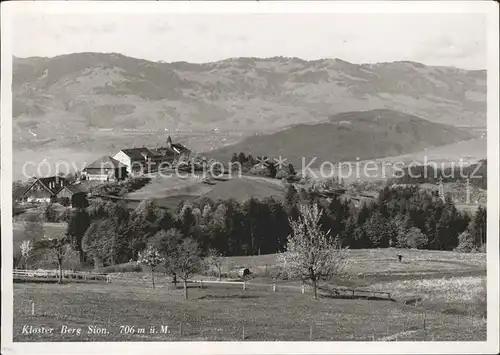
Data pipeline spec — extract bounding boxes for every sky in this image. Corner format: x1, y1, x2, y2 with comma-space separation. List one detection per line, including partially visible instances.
12, 11, 487, 70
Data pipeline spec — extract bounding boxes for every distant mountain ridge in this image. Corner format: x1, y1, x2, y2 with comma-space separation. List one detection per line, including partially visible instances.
208, 109, 477, 167
13, 52, 486, 149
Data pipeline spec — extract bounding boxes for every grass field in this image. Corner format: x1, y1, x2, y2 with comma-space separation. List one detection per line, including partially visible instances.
13, 248, 486, 342
125, 174, 285, 210
13, 222, 67, 255
13, 281, 486, 342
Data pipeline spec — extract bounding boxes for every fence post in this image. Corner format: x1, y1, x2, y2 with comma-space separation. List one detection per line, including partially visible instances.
423, 312, 426, 330
242, 324, 245, 340
200, 280, 203, 289
179, 321, 183, 337
272, 283, 276, 292
243, 281, 246, 291
31, 302, 35, 315
302, 283, 305, 294
309, 324, 313, 341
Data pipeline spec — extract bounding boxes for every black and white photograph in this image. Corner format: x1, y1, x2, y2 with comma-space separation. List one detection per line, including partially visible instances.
1, 1, 499, 354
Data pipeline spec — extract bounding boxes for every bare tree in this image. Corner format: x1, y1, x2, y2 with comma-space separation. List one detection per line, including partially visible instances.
138, 245, 165, 289
278, 203, 349, 299
205, 248, 224, 281
165, 238, 202, 299
34, 235, 71, 284
20, 240, 34, 269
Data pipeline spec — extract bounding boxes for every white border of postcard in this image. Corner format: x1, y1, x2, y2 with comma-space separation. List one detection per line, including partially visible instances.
1, 1, 499, 354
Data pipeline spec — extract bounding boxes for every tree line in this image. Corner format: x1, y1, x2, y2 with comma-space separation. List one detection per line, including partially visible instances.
389, 159, 487, 190
20, 180, 487, 279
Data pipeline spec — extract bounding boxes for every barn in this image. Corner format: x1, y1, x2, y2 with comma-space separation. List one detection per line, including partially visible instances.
55, 183, 89, 208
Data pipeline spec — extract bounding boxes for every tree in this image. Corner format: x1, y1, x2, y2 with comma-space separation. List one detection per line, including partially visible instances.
455, 230, 475, 253
237, 152, 247, 165
20, 240, 33, 269
148, 228, 183, 257
278, 203, 349, 299
468, 206, 487, 250
404, 227, 428, 249
138, 245, 165, 289
164, 238, 202, 299
82, 219, 120, 267
205, 248, 224, 281
66, 208, 90, 263
23, 213, 44, 241
42, 202, 58, 223
34, 235, 71, 284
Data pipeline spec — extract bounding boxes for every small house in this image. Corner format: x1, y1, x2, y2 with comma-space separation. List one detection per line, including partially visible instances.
82, 156, 128, 182
18, 176, 68, 203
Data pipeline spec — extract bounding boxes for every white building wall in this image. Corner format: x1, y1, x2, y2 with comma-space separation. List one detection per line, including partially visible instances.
112, 151, 132, 173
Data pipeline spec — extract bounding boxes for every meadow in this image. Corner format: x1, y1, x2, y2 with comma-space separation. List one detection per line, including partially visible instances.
13, 248, 487, 342
125, 174, 285, 210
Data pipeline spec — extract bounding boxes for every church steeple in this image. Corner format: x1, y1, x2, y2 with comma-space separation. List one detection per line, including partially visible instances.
167, 135, 172, 148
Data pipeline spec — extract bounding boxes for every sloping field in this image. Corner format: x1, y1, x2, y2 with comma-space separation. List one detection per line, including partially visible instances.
225, 248, 486, 274
126, 175, 285, 210
200, 176, 284, 201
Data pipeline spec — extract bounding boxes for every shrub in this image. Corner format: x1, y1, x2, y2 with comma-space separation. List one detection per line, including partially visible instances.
455, 230, 476, 253
58, 208, 72, 223
58, 197, 71, 207
42, 202, 58, 223
397, 227, 428, 249
96, 262, 143, 273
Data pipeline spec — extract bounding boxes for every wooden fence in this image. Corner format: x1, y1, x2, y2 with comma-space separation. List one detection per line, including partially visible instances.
13, 269, 391, 299
13, 269, 110, 282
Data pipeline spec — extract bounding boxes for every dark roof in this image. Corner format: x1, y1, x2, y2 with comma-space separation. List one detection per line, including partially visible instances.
63, 184, 88, 194
84, 156, 126, 170
172, 142, 190, 152
120, 147, 155, 160
155, 143, 191, 155
20, 176, 67, 197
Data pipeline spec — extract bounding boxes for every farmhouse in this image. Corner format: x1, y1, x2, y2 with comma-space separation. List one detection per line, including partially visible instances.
55, 183, 89, 208
18, 176, 68, 203
82, 156, 128, 182
113, 147, 156, 175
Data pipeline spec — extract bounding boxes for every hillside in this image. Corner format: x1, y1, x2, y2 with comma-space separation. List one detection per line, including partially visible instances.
13, 53, 486, 151
208, 109, 476, 167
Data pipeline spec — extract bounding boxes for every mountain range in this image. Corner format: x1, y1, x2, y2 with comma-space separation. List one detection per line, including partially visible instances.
208, 109, 477, 167
13, 52, 486, 151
